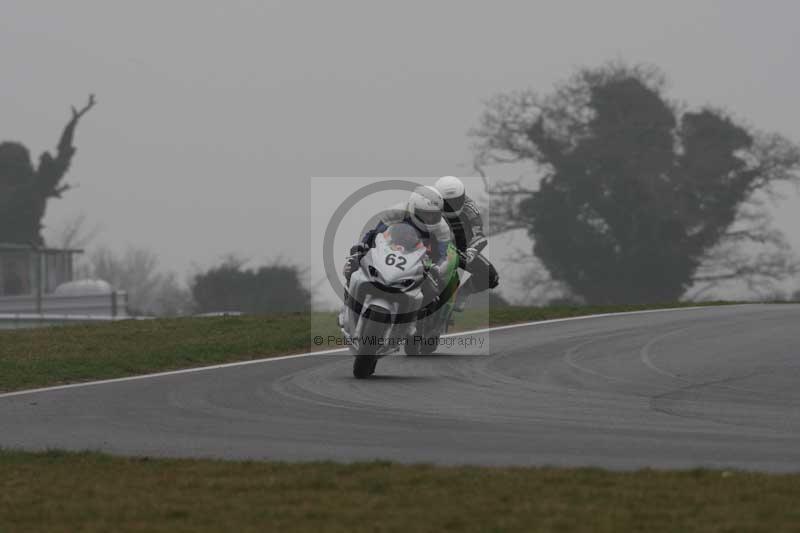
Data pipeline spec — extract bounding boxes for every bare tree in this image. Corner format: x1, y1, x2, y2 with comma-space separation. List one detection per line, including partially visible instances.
687, 197, 800, 300
0, 95, 96, 245
89, 246, 193, 316
45, 212, 102, 250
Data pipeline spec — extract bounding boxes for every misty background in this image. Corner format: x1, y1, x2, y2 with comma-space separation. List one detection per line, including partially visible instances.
3, 0, 800, 310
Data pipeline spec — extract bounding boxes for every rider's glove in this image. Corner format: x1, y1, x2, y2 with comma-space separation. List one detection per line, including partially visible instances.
464, 247, 478, 264
349, 243, 368, 256
343, 244, 368, 282
431, 263, 448, 283
343, 257, 356, 281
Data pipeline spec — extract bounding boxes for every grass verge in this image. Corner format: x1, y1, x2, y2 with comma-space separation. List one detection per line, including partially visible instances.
0, 302, 737, 392
0, 449, 798, 533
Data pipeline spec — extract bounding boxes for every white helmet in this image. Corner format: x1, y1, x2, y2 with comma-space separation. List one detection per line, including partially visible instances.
407, 185, 443, 230
434, 176, 466, 219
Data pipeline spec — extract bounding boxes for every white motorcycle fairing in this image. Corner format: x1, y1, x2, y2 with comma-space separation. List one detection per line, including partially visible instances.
340, 224, 430, 375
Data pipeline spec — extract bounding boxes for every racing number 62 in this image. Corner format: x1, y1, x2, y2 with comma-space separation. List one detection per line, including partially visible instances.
385, 253, 407, 271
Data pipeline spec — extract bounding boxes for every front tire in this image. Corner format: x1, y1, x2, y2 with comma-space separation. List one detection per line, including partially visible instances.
353, 355, 377, 378
352, 307, 386, 378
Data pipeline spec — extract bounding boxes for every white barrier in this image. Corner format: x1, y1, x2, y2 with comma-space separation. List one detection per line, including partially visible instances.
0, 292, 127, 318
0, 312, 154, 330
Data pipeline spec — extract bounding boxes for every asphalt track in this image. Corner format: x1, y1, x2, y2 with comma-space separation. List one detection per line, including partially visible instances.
1, 304, 800, 471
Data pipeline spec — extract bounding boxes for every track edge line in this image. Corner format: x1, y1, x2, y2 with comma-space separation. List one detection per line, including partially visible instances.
0, 303, 758, 399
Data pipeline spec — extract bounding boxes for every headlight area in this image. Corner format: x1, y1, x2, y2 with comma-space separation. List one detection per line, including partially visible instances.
368, 278, 417, 294
367, 266, 416, 292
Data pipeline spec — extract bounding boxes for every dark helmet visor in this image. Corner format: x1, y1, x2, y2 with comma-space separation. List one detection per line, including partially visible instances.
416, 208, 442, 226
443, 195, 465, 214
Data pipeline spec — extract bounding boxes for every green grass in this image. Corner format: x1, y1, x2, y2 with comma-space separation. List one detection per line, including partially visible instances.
0, 313, 325, 392
0, 302, 737, 393
0, 450, 798, 533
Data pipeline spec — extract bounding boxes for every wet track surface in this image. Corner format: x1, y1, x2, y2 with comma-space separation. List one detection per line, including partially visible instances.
2, 304, 800, 471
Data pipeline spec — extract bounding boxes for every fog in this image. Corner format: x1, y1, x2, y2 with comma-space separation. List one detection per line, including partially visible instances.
3, 0, 799, 303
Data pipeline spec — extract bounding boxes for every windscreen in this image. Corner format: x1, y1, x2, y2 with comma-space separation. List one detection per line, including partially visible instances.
383, 223, 424, 253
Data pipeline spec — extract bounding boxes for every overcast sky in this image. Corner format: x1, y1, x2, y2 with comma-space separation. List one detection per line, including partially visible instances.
3, 0, 799, 297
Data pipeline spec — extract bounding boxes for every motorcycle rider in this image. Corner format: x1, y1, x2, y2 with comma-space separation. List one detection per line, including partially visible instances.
343, 185, 454, 287
434, 176, 499, 308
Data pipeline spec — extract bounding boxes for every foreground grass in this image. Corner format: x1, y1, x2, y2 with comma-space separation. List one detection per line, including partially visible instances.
0, 450, 798, 533
0, 302, 736, 392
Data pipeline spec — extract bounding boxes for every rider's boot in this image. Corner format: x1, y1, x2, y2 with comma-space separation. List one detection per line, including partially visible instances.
454, 281, 472, 312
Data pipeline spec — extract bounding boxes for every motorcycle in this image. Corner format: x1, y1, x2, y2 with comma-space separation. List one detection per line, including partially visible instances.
339, 222, 460, 378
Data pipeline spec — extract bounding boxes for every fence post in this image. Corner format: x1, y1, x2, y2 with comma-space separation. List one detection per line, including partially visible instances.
35, 248, 43, 315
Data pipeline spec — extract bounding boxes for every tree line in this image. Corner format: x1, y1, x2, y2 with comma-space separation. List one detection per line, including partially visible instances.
3, 62, 800, 310
63, 240, 310, 316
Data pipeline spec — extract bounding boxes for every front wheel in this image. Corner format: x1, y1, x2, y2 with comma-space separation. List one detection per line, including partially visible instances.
353, 356, 377, 378
352, 306, 386, 378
